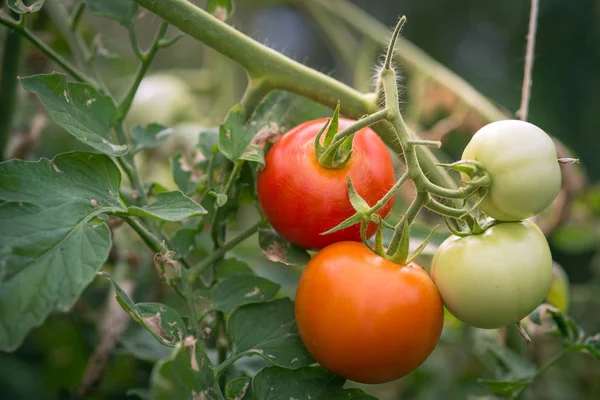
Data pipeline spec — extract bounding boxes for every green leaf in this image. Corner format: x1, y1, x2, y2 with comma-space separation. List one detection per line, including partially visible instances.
206, 0, 233, 20
209, 191, 228, 207
225, 377, 250, 400
100, 272, 186, 346
83, 0, 139, 27
258, 229, 311, 267
6, 0, 45, 14
171, 154, 198, 196
119, 328, 172, 362
478, 380, 530, 397
131, 123, 172, 152
0, 152, 125, 351
581, 335, 600, 359
219, 105, 250, 162
215, 258, 254, 280
198, 129, 220, 158
252, 366, 377, 400
151, 338, 220, 400
128, 191, 207, 221
228, 298, 314, 369
485, 342, 536, 381
210, 274, 280, 314
21, 73, 128, 156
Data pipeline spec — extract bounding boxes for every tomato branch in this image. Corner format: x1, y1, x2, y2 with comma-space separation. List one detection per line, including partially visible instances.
0, 20, 22, 161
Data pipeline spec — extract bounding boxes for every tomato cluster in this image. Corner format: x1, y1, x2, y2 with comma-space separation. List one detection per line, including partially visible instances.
257, 118, 561, 384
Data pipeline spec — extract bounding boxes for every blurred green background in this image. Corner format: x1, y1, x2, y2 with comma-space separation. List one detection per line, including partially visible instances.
1, 0, 599, 399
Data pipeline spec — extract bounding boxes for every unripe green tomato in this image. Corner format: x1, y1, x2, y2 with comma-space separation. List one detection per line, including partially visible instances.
462, 120, 561, 221
126, 74, 201, 128
430, 220, 553, 329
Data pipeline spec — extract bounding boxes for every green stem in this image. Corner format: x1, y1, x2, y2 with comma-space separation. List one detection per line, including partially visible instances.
120, 216, 162, 252
209, 160, 244, 247
0, 14, 94, 85
386, 191, 428, 256
184, 279, 203, 340
425, 196, 467, 218
70, 3, 86, 31
189, 219, 264, 283
117, 21, 169, 120
512, 349, 568, 399
213, 350, 248, 379
0, 23, 23, 161
240, 78, 272, 116
216, 311, 228, 386
331, 109, 388, 143
383, 16, 406, 70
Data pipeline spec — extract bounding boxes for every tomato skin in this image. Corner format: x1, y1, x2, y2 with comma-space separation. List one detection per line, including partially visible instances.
462, 120, 561, 221
257, 118, 395, 250
430, 220, 553, 329
294, 242, 443, 384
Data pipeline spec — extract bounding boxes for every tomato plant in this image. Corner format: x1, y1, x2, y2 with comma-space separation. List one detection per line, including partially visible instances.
431, 220, 553, 329
257, 118, 395, 249
295, 241, 443, 383
461, 120, 562, 221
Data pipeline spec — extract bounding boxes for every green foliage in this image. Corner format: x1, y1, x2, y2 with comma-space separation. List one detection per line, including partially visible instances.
21, 73, 128, 156
83, 0, 139, 27
0, 153, 124, 351
131, 124, 172, 152
128, 190, 207, 221
258, 229, 311, 266
6, 0, 45, 14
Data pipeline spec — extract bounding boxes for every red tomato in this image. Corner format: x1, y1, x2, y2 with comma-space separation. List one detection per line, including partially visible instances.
257, 118, 395, 250
294, 242, 444, 384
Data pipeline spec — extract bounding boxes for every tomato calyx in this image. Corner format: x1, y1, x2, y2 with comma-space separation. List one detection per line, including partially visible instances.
314, 103, 356, 169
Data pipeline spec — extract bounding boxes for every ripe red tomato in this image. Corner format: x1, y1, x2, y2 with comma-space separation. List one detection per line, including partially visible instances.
257, 118, 395, 250
294, 241, 444, 384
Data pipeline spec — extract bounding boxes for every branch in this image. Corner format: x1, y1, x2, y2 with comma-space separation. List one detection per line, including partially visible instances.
517, 0, 540, 121
0, 24, 23, 161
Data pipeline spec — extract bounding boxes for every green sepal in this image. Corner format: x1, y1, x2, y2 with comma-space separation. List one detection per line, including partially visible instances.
388, 218, 410, 265
346, 176, 370, 213
323, 101, 340, 148
406, 225, 439, 264
314, 119, 332, 159
373, 216, 386, 257
436, 162, 478, 178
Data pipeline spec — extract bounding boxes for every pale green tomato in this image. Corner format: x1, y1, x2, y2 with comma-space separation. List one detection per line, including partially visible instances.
462, 120, 561, 221
126, 74, 201, 128
430, 220, 552, 329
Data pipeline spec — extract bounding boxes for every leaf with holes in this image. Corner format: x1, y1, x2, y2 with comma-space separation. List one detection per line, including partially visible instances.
258, 229, 311, 267
210, 274, 280, 314
151, 337, 221, 400
21, 73, 128, 156
131, 123, 172, 152
128, 191, 207, 221
83, 0, 139, 27
252, 366, 377, 400
6, 0, 45, 14
227, 298, 313, 369
101, 272, 186, 346
0, 152, 126, 351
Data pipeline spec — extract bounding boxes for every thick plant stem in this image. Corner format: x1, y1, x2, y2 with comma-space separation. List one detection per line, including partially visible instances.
0, 25, 22, 160
0, 15, 94, 85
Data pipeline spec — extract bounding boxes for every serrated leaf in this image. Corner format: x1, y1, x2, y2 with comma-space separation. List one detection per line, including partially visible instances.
258, 229, 310, 267
252, 366, 377, 400
210, 274, 280, 314
206, 0, 233, 20
128, 190, 206, 221
6, 0, 45, 14
225, 377, 249, 400
131, 124, 172, 152
83, 0, 139, 27
151, 338, 220, 400
100, 272, 186, 346
21, 73, 128, 156
119, 328, 172, 362
0, 152, 125, 351
228, 298, 314, 369
478, 379, 530, 397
